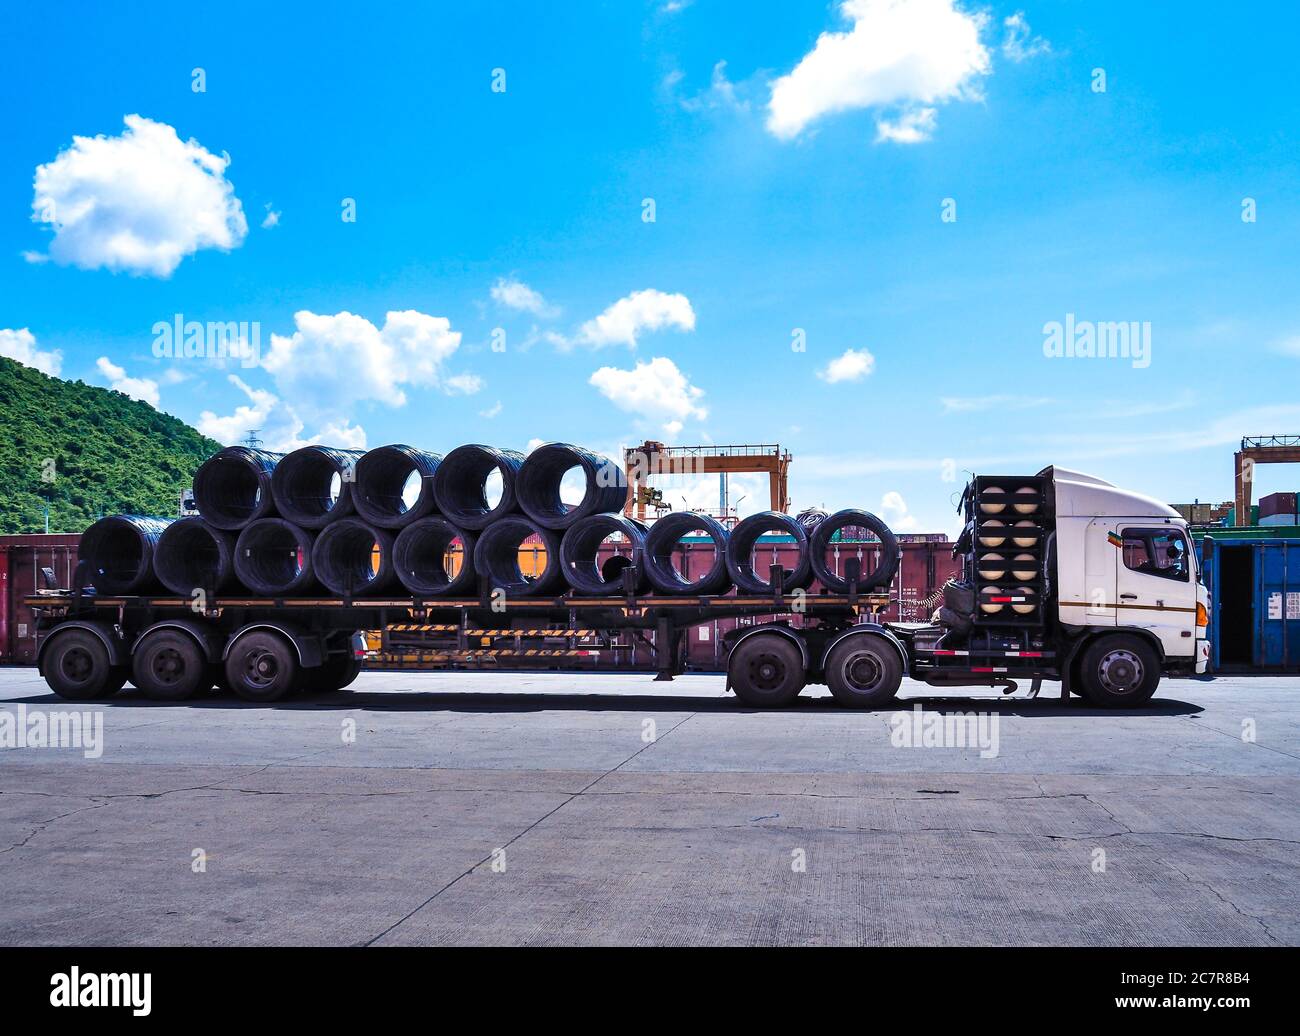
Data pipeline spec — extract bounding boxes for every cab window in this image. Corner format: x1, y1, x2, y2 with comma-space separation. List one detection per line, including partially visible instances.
1121, 528, 1190, 582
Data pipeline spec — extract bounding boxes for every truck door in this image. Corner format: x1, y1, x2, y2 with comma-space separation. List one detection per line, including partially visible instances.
1079, 518, 1118, 627
1114, 525, 1197, 659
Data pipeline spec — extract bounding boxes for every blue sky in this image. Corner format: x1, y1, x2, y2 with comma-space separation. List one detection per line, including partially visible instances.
2, 0, 1298, 534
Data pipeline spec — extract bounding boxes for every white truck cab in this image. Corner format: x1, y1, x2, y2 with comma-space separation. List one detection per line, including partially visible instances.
1051, 467, 1210, 679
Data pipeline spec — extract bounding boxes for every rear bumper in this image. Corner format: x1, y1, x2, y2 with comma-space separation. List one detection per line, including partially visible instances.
1196, 636, 1210, 674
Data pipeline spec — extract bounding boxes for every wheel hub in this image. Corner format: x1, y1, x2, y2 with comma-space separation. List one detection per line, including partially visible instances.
61, 647, 92, 682
1098, 649, 1143, 694
749, 653, 787, 691
247, 651, 279, 687
846, 652, 882, 690
153, 647, 184, 685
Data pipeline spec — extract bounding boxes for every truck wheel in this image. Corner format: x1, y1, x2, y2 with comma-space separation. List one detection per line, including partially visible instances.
44, 630, 122, 701
131, 630, 212, 701
224, 631, 300, 703
824, 635, 904, 708
1078, 635, 1159, 708
729, 634, 805, 708
302, 655, 362, 694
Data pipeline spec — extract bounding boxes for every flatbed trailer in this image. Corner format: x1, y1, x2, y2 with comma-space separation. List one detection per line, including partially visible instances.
22, 581, 1080, 708
23, 466, 1210, 709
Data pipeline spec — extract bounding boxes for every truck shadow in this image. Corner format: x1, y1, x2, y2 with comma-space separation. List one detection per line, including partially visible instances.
14, 688, 1206, 717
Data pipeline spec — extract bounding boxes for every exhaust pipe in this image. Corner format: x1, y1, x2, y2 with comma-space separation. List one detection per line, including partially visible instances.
270, 445, 366, 529
233, 518, 319, 596
432, 444, 526, 530
353, 444, 442, 529
471, 516, 566, 597
79, 515, 172, 595
392, 517, 478, 597
726, 511, 813, 594
191, 446, 282, 530
311, 518, 398, 596
516, 442, 628, 530
154, 517, 238, 597
642, 511, 731, 595
560, 513, 648, 595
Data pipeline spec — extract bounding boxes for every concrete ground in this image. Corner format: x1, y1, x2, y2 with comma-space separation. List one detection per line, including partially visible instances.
0, 667, 1296, 946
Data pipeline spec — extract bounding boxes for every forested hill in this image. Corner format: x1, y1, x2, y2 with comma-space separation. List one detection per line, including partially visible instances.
0, 356, 221, 534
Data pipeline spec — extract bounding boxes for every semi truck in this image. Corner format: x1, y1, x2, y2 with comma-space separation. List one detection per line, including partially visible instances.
26, 466, 1209, 709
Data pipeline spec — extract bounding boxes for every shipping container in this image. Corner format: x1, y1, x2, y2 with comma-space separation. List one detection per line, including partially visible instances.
1257, 491, 1299, 519
1199, 535, 1300, 671
0, 534, 81, 665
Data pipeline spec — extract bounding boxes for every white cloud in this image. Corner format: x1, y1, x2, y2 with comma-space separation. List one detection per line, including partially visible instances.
491, 277, 556, 317
941, 393, 1052, 413
0, 328, 62, 376
817, 347, 875, 383
261, 309, 470, 413
767, 0, 990, 142
880, 490, 921, 532
96, 356, 160, 407
479, 400, 503, 418
261, 203, 281, 229
569, 289, 696, 349
1273, 335, 1300, 357
1001, 12, 1050, 62
444, 372, 484, 395
30, 114, 247, 277
678, 61, 751, 112
589, 356, 708, 433
196, 375, 367, 452
875, 106, 937, 143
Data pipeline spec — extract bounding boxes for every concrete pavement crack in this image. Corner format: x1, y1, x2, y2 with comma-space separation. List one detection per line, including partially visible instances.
359, 710, 701, 946
0, 800, 109, 855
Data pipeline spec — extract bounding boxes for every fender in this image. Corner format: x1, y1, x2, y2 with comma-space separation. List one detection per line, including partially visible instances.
1063, 624, 1167, 666
819, 624, 910, 677
222, 621, 325, 668
36, 620, 127, 673
726, 625, 810, 671
133, 618, 225, 664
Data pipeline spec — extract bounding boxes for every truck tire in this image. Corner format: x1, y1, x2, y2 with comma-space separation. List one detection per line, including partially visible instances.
131, 630, 213, 701
302, 655, 362, 694
823, 634, 904, 708
728, 634, 805, 708
1078, 635, 1159, 708
43, 629, 124, 701
224, 631, 301, 703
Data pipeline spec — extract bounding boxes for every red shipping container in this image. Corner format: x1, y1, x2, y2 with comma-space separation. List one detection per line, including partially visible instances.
0, 534, 81, 665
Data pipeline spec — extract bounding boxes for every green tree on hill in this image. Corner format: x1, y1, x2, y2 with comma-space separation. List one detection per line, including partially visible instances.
0, 356, 222, 534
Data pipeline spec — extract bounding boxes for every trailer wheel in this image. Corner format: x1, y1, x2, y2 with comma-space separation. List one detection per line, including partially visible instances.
302, 655, 362, 694
224, 631, 301, 703
43, 630, 123, 701
1078, 635, 1159, 708
729, 635, 805, 708
824, 635, 904, 708
131, 630, 212, 701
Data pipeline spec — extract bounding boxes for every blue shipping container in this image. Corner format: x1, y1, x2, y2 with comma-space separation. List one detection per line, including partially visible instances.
1199, 536, 1300, 671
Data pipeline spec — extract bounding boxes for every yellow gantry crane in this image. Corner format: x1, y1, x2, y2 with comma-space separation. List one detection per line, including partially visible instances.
623, 441, 792, 522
